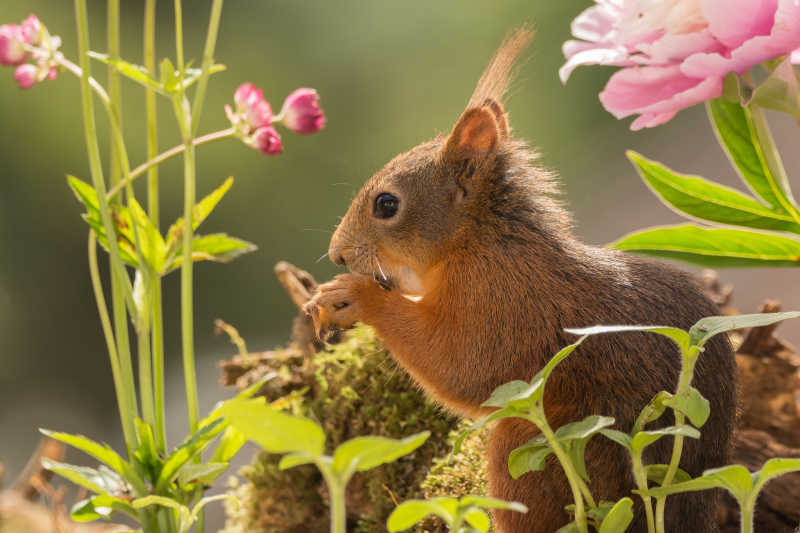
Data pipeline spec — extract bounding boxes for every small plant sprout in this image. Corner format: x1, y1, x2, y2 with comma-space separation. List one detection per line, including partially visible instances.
132, 494, 239, 533
453, 337, 635, 533
386, 495, 528, 533
647, 458, 800, 533
567, 311, 800, 533
222, 396, 430, 533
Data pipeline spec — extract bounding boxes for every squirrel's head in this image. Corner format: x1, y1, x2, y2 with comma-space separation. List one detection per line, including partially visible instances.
329, 27, 548, 296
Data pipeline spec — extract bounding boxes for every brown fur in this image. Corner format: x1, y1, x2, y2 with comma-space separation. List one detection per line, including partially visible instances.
305, 28, 736, 533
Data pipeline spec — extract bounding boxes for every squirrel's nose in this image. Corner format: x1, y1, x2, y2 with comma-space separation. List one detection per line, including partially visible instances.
332, 253, 346, 266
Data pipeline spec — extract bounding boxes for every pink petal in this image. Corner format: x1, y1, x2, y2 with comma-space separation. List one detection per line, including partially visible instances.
631, 111, 676, 131
599, 65, 723, 129
559, 45, 632, 83
684, 0, 800, 77
635, 29, 723, 64
792, 49, 800, 63
570, 2, 620, 43
701, 0, 778, 49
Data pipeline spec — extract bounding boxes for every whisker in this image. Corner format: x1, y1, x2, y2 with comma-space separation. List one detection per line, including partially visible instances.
375, 255, 389, 281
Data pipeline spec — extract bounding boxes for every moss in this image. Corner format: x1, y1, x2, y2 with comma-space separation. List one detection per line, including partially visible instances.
221, 326, 488, 533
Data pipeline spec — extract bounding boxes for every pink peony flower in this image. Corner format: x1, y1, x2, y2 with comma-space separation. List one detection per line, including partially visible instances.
253, 126, 283, 155
279, 88, 325, 135
20, 15, 41, 46
561, 0, 800, 130
0, 24, 28, 66
14, 63, 37, 89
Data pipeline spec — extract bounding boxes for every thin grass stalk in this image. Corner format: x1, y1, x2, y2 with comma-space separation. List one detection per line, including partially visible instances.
88, 232, 137, 452
106, 0, 139, 436
144, 0, 167, 454
75, 0, 140, 450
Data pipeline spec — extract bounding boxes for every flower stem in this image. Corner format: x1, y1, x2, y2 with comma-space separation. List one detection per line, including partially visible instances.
106, 128, 236, 199
144, 0, 167, 455
88, 232, 137, 453
74, 0, 141, 448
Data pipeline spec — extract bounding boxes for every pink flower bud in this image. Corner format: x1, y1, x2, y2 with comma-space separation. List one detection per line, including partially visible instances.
21, 15, 42, 46
0, 24, 28, 66
253, 126, 283, 155
14, 64, 37, 89
234, 82, 272, 129
279, 88, 325, 135
47, 66, 57, 80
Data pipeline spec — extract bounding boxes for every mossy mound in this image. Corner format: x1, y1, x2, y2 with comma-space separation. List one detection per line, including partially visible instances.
220, 326, 488, 533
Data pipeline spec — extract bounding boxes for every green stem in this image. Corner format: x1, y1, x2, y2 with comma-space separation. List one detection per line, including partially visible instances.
138, 295, 155, 428
632, 452, 656, 533
88, 232, 137, 453
654, 352, 697, 533
318, 463, 347, 533
105, 0, 143, 451
172, 0, 200, 436
74, 0, 141, 446
106, 128, 236, 199
191, 0, 224, 136
144, 0, 159, 225
534, 416, 591, 533
144, 0, 167, 455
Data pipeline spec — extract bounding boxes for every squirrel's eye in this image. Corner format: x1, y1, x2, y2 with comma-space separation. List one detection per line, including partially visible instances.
374, 193, 399, 219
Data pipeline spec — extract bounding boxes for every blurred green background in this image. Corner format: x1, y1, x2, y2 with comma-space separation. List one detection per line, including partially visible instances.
1, 1, 798, 528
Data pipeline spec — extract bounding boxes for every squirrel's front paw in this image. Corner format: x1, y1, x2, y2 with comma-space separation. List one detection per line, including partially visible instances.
303, 274, 378, 344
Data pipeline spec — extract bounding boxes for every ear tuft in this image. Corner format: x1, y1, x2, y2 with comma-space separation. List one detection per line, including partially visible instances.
443, 107, 499, 163
483, 99, 509, 140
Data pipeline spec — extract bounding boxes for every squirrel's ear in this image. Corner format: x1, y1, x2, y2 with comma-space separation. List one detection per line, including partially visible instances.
442, 107, 499, 167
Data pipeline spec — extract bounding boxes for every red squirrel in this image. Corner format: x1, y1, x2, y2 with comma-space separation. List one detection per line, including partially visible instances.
304, 28, 736, 533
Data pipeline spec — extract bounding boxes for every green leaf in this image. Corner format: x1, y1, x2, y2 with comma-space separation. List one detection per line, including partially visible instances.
649, 464, 752, 503
70, 494, 137, 522
453, 407, 520, 455
211, 426, 248, 464
664, 386, 710, 427
165, 177, 234, 249
645, 464, 692, 485
753, 458, 800, 493
332, 431, 430, 475
633, 391, 674, 431
567, 438, 590, 482
159, 58, 179, 92
181, 64, 227, 90
747, 58, 800, 118
479, 337, 588, 413
387, 498, 458, 531
66, 176, 139, 267
554, 415, 616, 441
176, 462, 229, 487
627, 151, 800, 233
707, 97, 796, 213
481, 380, 540, 410
222, 397, 325, 456
566, 324, 690, 354
508, 444, 551, 479
89, 52, 163, 93
42, 459, 124, 495
40, 430, 145, 494
598, 497, 634, 533
612, 224, 800, 268
463, 508, 491, 532
156, 418, 225, 491
555, 522, 581, 533
127, 197, 166, 273
631, 425, 700, 454
459, 496, 527, 513
165, 233, 257, 273
278, 452, 316, 470
599, 429, 632, 451
689, 311, 800, 346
